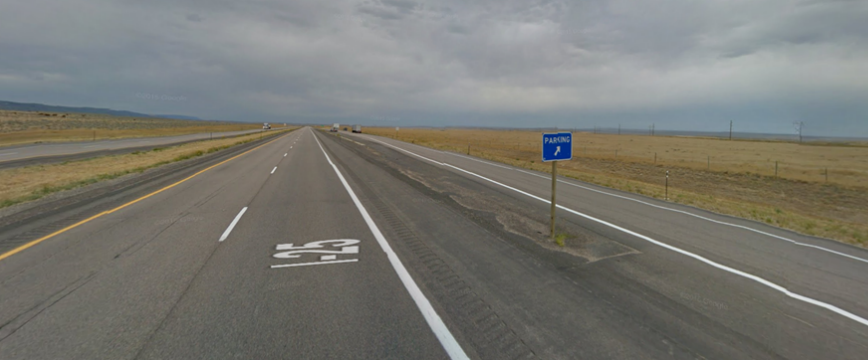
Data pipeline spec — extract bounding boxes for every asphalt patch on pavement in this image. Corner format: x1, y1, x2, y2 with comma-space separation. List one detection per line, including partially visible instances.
321, 137, 536, 360
331, 134, 637, 263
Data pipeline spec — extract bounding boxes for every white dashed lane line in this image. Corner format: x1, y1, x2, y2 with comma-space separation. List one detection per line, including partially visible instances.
219, 207, 248, 242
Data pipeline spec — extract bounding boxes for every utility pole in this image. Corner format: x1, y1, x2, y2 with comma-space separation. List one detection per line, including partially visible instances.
800, 122, 804, 143
794, 121, 804, 143
729, 120, 733, 140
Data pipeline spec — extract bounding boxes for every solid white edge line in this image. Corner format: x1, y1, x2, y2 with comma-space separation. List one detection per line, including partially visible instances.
505, 169, 868, 265
312, 131, 470, 360
374, 137, 868, 328
551, 173, 868, 264
370, 135, 868, 265
271, 166, 277, 174
219, 207, 248, 242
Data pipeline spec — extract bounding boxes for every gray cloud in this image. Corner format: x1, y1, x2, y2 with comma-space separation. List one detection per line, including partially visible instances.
381, 0, 419, 13
185, 14, 204, 22
0, 0, 867, 136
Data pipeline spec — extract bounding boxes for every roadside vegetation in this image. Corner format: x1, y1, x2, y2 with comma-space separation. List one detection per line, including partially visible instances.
0, 110, 263, 147
0, 128, 294, 209
364, 127, 868, 247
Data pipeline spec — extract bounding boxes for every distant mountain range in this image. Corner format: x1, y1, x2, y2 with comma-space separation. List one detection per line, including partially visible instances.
0, 100, 201, 120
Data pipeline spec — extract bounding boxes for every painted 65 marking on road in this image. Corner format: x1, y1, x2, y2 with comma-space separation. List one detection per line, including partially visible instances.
271, 239, 360, 269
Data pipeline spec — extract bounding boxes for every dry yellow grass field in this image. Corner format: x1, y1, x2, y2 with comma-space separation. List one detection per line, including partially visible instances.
365, 127, 868, 247
0, 110, 262, 147
0, 128, 294, 208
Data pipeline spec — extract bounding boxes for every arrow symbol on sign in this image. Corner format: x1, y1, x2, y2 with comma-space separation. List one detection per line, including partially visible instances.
554, 146, 561, 156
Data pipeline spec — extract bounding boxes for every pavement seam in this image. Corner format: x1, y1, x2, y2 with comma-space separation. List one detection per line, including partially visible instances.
128, 236, 224, 360
0, 272, 96, 343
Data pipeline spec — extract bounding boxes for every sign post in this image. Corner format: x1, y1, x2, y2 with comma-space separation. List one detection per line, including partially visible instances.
542, 132, 573, 239
550, 161, 557, 239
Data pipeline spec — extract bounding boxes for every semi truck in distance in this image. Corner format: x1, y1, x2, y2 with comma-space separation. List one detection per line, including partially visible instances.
352, 125, 362, 133
263, 123, 271, 130
330, 123, 339, 132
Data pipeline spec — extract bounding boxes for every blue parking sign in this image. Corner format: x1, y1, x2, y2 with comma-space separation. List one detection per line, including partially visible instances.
542, 132, 572, 162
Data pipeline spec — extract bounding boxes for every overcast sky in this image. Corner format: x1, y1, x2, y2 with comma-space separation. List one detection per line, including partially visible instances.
2, 0, 867, 136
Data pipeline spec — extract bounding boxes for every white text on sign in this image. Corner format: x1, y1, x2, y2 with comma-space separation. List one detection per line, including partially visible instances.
543, 135, 571, 144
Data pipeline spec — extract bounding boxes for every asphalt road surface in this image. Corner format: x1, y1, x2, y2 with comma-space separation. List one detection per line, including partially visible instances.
0, 126, 866, 359
0, 127, 282, 169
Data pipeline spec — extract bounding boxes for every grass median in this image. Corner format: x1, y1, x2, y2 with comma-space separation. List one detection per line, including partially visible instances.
0, 128, 294, 209
365, 127, 868, 247
0, 109, 265, 147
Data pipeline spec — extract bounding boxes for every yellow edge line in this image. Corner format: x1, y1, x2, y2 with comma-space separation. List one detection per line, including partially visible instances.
0, 131, 292, 262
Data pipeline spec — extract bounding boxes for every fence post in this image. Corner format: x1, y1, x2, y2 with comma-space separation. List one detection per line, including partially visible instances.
825, 168, 829, 182
707, 155, 710, 170
654, 152, 657, 164
775, 161, 778, 178
665, 170, 670, 200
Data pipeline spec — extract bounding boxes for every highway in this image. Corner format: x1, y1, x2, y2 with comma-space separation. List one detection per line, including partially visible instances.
0, 127, 281, 169
0, 126, 866, 359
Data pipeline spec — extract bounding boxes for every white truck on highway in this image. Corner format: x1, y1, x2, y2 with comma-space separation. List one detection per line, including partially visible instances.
263, 123, 271, 130
331, 123, 339, 132
352, 125, 362, 133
